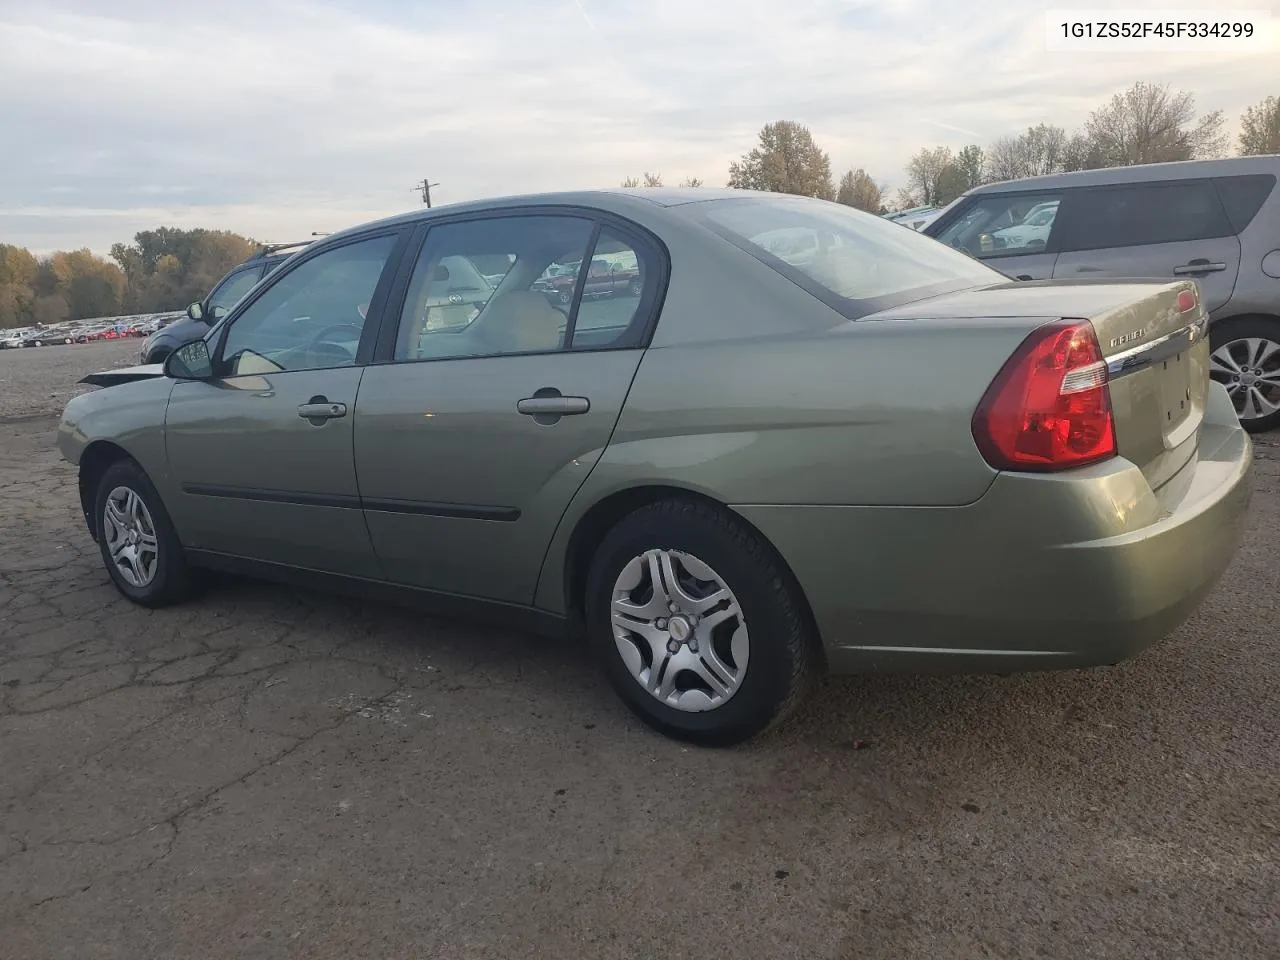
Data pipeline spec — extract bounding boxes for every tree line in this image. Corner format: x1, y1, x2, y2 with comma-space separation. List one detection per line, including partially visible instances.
0, 228, 255, 329
636, 83, 1280, 215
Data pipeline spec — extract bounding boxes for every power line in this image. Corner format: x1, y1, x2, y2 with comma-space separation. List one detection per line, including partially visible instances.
411, 178, 440, 208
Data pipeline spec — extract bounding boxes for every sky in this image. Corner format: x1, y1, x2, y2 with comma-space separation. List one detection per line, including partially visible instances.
0, 0, 1274, 254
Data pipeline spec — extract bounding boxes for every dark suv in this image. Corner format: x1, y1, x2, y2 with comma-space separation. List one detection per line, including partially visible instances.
139, 242, 312, 364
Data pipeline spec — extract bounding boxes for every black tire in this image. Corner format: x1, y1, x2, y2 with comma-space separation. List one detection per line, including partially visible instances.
145, 349, 170, 365
585, 498, 819, 746
93, 459, 192, 608
557, 289, 572, 305
629, 279, 643, 297
1209, 316, 1280, 433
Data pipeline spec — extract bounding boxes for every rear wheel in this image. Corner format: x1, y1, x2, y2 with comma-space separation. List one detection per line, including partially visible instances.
145, 349, 170, 365
1210, 317, 1280, 432
585, 498, 818, 746
94, 460, 192, 607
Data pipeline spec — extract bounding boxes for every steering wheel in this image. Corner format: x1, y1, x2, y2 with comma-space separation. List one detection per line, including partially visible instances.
306, 323, 362, 367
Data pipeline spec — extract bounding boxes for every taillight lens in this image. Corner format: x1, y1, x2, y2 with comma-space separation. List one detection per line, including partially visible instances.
972, 319, 1116, 471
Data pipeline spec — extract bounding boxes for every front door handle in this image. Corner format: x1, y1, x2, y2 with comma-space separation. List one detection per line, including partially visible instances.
1173, 260, 1227, 275
297, 397, 347, 423
517, 396, 590, 416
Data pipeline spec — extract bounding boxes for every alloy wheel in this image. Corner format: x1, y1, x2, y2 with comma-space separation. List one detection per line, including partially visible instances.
1210, 336, 1280, 422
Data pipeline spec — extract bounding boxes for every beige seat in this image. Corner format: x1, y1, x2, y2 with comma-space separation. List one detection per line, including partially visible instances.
471, 290, 565, 354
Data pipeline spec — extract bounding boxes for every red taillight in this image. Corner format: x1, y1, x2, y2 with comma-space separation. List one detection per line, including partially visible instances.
972, 319, 1116, 472
1177, 289, 1197, 313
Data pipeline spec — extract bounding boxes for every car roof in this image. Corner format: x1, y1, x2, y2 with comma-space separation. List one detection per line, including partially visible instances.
966, 154, 1280, 196
312, 187, 804, 247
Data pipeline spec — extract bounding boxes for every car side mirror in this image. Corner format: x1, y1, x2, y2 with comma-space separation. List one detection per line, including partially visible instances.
186, 302, 204, 322
164, 338, 214, 380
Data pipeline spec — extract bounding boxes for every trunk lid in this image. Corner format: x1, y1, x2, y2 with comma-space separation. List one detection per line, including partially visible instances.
866, 278, 1211, 490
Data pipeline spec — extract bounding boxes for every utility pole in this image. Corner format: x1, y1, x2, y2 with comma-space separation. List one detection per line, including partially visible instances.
411, 178, 440, 208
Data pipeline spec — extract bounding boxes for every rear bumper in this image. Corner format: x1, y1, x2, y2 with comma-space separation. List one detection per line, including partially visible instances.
734, 388, 1253, 675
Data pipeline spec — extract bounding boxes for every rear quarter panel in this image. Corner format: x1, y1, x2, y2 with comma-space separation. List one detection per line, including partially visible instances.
531, 315, 1046, 613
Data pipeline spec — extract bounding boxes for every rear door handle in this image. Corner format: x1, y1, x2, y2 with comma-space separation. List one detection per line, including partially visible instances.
297, 398, 347, 422
1173, 260, 1227, 275
517, 396, 590, 416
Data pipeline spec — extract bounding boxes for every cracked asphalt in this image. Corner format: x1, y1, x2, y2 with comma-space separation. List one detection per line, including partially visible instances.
2, 340, 1278, 959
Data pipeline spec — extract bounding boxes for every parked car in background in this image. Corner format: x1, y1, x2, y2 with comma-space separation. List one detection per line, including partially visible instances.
533, 255, 641, 304
139, 242, 311, 364
0, 330, 24, 349
926, 155, 1280, 431
59, 189, 1250, 745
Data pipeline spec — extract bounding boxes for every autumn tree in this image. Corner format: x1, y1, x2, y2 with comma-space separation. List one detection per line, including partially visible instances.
110, 228, 255, 312
1239, 95, 1280, 156
0, 244, 39, 328
1084, 81, 1226, 166
728, 121, 835, 199
953, 145, 986, 192
904, 146, 954, 206
835, 168, 884, 213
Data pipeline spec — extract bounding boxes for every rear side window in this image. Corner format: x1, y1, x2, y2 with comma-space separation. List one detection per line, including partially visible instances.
1214, 174, 1276, 234
1059, 181, 1233, 251
695, 197, 1002, 320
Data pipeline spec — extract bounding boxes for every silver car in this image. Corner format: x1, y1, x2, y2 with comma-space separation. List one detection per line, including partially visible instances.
927, 155, 1280, 431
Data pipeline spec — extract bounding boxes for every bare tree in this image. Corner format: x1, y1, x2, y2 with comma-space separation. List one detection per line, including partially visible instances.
1239, 95, 1280, 156
728, 121, 836, 199
985, 124, 1069, 181
620, 176, 640, 188
893, 187, 921, 211
835, 168, 884, 213
642, 172, 663, 188
1084, 81, 1226, 166
679, 176, 704, 188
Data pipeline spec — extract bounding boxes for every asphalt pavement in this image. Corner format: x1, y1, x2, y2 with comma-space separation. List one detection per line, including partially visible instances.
1, 340, 1277, 959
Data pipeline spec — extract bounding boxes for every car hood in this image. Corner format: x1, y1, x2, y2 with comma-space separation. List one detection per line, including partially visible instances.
80, 363, 167, 388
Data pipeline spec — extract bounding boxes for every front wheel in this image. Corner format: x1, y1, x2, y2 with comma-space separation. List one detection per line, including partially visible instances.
586, 498, 819, 746
94, 459, 192, 607
1209, 317, 1280, 432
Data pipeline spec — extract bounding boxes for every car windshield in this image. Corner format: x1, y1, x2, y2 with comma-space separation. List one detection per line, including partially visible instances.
693, 197, 1001, 319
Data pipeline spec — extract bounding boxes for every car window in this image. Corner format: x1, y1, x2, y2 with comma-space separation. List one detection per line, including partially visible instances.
207, 266, 264, 320
395, 215, 594, 361
696, 196, 1002, 320
932, 193, 1063, 259
1214, 174, 1276, 234
1059, 181, 1233, 252
569, 228, 651, 349
219, 235, 396, 375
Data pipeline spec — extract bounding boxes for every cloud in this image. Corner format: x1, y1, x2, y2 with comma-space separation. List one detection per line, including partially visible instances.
0, 0, 1273, 253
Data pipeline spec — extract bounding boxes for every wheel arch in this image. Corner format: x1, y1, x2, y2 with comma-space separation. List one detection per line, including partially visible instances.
558, 483, 824, 663
77, 441, 136, 540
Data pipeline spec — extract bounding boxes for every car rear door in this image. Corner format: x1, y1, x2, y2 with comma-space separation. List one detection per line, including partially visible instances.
1051, 179, 1242, 314
926, 191, 1065, 280
353, 212, 666, 606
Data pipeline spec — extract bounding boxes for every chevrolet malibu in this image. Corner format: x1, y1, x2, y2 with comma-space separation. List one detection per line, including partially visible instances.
57, 189, 1252, 745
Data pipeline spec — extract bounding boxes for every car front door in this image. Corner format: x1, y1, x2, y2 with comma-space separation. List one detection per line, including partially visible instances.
927, 191, 1064, 280
1051, 179, 1243, 314
354, 213, 665, 605
163, 231, 406, 577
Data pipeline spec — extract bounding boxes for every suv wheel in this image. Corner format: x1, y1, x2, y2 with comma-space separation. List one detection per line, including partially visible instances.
585, 498, 818, 746
1210, 317, 1280, 432
146, 349, 170, 365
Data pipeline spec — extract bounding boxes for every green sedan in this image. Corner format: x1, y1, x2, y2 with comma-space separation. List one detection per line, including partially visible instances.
57, 189, 1253, 745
